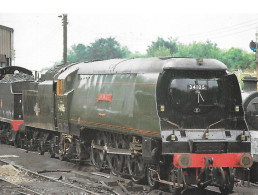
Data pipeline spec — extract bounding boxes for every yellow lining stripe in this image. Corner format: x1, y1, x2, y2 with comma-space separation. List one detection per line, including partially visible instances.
69, 119, 160, 136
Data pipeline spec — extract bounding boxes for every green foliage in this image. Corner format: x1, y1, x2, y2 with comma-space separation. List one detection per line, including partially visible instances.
47, 36, 256, 73
74, 44, 88, 62
146, 46, 171, 57
86, 37, 127, 61
174, 40, 255, 70
52, 37, 136, 69
217, 48, 255, 70
128, 51, 145, 58
147, 37, 178, 57
175, 40, 220, 59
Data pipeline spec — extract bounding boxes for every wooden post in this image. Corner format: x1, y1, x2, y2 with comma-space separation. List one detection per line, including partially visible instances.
256, 32, 258, 79
63, 14, 68, 65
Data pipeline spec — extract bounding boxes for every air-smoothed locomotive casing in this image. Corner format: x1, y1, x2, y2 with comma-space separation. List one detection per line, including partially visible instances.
56, 58, 250, 156
56, 59, 161, 137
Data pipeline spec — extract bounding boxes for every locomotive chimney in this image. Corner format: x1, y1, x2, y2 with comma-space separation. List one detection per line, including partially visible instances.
242, 76, 258, 92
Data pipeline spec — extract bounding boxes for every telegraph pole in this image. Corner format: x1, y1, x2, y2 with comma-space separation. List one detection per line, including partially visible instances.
255, 30, 258, 80
59, 14, 68, 65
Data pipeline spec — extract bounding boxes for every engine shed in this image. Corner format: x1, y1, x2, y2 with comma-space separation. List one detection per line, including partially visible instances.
0, 25, 14, 67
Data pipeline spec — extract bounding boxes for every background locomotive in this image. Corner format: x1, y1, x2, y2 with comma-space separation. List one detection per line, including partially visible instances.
0, 66, 35, 143
241, 77, 258, 182
0, 58, 253, 194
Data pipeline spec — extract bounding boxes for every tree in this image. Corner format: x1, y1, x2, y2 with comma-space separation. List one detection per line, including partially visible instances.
86, 37, 128, 61
218, 48, 255, 70
128, 51, 145, 58
147, 37, 178, 57
146, 46, 171, 57
175, 40, 220, 59
74, 44, 88, 62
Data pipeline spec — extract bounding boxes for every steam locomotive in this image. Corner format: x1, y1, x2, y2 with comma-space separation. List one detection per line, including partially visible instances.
0, 58, 253, 194
241, 77, 258, 182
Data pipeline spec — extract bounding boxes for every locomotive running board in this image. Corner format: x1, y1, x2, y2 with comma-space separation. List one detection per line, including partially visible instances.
91, 141, 141, 156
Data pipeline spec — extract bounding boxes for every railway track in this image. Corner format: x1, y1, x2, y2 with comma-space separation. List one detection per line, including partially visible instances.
1, 144, 258, 195
0, 178, 41, 195
0, 153, 147, 195
0, 158, 101, 195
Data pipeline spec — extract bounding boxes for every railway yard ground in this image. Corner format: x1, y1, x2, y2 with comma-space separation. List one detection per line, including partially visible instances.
0, 143, 257, 195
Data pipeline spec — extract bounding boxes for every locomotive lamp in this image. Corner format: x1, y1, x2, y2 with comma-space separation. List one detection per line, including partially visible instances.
171, 134, 176, 141
241, 134, 246, 141
205, 132, 209, 139
235, 106, 240, 112
197, 58, 203, 65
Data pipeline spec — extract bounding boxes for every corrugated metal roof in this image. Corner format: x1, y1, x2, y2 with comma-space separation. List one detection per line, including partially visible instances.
76, 57, 227, 75
0, 25, 14, 32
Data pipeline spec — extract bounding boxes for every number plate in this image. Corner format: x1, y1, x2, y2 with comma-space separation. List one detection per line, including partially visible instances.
187, 84, 207, 90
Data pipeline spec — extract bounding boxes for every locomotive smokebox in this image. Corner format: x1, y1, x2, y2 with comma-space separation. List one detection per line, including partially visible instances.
243, 76, 258, 92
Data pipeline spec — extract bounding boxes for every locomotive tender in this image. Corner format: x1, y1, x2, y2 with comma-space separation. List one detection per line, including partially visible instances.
0, 66, 35, 143
0, 58, 253, 194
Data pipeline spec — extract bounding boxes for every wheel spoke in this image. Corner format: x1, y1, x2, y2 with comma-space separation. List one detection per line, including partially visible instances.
168, 165, 182, 195
91, 133, 106, 171
128, 156, 145, 184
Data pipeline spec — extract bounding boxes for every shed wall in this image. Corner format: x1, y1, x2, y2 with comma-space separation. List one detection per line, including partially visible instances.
0, 25, 14, 66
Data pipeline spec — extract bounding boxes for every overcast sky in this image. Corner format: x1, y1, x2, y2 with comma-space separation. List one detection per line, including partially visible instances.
1, 0, 258, 71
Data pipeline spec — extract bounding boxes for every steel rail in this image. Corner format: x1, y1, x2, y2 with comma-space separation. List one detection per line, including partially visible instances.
0, 177, 41, 195
0, 158, 100, 195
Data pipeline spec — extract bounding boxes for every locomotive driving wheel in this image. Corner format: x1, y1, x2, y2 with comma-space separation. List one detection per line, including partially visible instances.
128, 155, 145, 184
7, 129, 15, 144
47, 145, 56, 158
91, 133, 106, 171
146, 165, 159, 189
37, 140, 44, 155
14, 131, 24, 148
45, 135, 56, 158
107, 134, 126, 175
59, 134, 73, 161
219, 168, 234, 195
168, 164, 183, 195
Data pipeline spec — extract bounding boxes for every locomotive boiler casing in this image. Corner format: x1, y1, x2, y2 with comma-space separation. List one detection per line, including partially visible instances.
56, 58, 251, 156
56, 59, 161, 138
